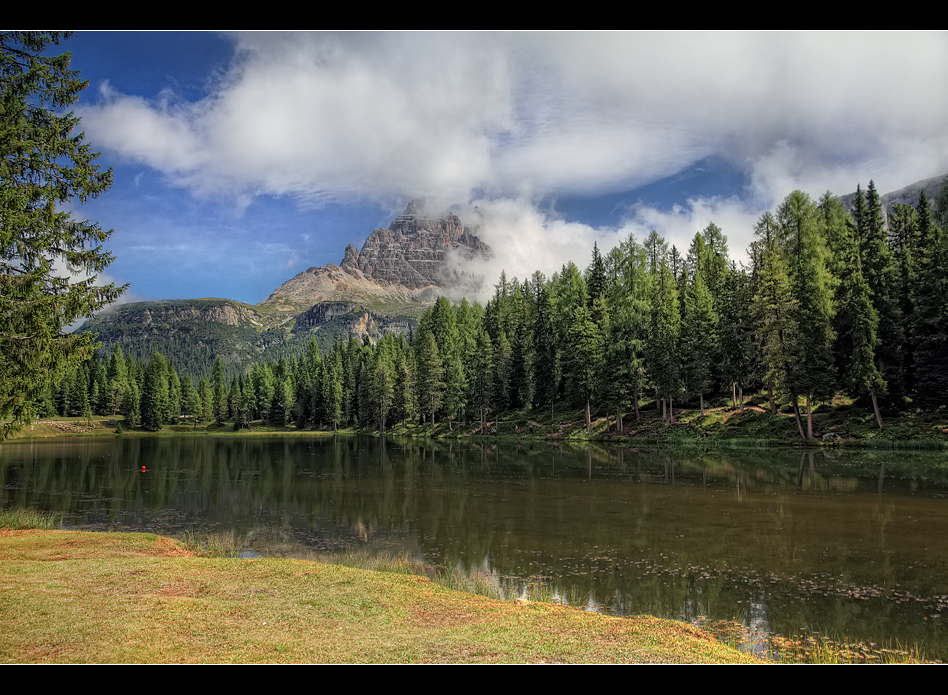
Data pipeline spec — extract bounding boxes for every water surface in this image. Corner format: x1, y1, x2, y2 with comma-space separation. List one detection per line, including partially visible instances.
2, 435, 947, 658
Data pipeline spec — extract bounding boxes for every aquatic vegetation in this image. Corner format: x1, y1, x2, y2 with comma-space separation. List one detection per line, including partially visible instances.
694, 618, 932, 664
178, 530, 240, 558
0, 508, 61, 530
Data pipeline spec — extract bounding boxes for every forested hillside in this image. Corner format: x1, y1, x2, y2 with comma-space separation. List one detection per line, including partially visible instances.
46, 182, 948, 441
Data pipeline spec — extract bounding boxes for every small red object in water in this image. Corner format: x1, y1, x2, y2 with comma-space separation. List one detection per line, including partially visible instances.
141, 466, 146, 472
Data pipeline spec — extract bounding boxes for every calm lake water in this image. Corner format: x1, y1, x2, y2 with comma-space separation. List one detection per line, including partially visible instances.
3, 434, 948, 659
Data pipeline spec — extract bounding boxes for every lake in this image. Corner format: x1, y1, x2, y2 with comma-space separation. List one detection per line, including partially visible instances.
2, 434, 947, 660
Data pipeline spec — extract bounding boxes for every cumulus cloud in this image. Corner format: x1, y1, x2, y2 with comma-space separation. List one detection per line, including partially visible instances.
78, 30, 948, 281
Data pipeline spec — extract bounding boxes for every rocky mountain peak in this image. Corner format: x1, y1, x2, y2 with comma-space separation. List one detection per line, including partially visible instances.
339, 200, 491, 289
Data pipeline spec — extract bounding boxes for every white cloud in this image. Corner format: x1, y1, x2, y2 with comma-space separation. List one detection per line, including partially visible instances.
78, 30, 948, 284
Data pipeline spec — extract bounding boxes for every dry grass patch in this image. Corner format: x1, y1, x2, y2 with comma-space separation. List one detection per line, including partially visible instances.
1, 530, 757, 664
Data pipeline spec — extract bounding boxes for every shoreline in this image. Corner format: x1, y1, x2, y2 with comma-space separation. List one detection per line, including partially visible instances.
9, 406, 948, 451
0, 528, 759, 664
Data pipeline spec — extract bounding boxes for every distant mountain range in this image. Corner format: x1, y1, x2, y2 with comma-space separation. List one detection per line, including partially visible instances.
78, 201, 492, 376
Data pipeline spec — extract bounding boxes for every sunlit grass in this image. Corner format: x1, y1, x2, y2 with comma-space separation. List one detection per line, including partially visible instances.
1, 531, 757, 663
0, 508, 61, 530
321, 550, 503, 601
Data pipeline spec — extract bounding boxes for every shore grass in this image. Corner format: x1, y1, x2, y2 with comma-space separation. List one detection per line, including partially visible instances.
9, 395, 947, 450
0, 508, 62, 531
0, 530, 757, 664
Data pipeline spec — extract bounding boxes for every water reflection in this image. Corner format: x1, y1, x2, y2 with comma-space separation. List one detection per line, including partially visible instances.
2, 435, 947, 658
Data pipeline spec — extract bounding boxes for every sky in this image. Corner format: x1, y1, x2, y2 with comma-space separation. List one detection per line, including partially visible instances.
55, 30, 948, 306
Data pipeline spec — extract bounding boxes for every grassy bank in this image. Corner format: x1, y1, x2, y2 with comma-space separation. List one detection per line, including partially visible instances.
0, 529, 756, 664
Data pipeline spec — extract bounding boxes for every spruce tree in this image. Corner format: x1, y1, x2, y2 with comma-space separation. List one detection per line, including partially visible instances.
1, 32, 126, 438
913, 190, 948, 404
778, 191, 836, 439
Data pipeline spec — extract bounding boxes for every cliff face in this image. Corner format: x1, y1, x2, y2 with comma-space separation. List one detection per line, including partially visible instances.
340, 201, 491, 289
89, 299, 265, 333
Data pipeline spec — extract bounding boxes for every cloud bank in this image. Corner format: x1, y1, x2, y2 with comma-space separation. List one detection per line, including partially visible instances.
79, 31, 948, 285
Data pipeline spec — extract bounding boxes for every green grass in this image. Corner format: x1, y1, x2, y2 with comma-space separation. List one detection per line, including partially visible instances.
0, 508, 62, 530
177, 530, 241, 558
321, 550, 504, 601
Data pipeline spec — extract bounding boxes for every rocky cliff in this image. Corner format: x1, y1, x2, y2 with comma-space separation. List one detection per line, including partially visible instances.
340, 200, 491, 289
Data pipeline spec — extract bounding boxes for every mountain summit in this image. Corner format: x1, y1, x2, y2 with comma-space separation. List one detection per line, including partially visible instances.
261, 201, 491, 312
340, 200, 491, 289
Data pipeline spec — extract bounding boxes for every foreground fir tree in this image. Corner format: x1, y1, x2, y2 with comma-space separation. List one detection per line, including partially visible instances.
0, 32, 125, 438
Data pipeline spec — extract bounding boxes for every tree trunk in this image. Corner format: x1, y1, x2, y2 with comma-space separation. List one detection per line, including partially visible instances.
585, 399, 591, 431
633, 382, 641, 421
871, 390, 884, 430
767, 384, 776, 414
791, 395, 806, 441
699, 393, 705, 416
806, 394, 814, 440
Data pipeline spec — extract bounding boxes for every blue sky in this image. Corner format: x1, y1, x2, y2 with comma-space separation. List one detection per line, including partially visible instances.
57, 31, 948, 305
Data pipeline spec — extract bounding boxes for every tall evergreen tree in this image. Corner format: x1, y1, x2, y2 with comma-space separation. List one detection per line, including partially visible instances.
779, 191, 836, 439
647, 258, 681, 423
857, 181, 904, 398
141, 352, 169, 432
913, 190, 948, 404
416, 332, 444, 427
680, 268, 717, 415
0, 32, 125, 438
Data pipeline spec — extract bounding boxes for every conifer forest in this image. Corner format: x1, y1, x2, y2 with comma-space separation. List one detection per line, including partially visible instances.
48, 183, 948, 442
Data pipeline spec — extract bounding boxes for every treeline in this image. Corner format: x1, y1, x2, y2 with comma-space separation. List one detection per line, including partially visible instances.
48, 181, 948, 439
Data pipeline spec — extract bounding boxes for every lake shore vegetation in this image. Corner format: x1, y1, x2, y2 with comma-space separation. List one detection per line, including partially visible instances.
0, 528, 760, 664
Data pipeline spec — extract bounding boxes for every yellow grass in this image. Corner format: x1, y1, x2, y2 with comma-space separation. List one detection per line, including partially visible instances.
0, 530, 757, 664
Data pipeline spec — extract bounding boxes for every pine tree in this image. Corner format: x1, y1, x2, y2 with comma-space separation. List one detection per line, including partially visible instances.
779, 191, 836, 439
751, 212, 797, 421
141, 353, 169, 432
417, 332, 444, 427
567, 301, 606, 430
1, 32, 126, 438
858, 181, 903, 398
531, 277, 558, 413
473, 328, 495, 434
647, 258, 681, 423
913, 190, 948, 404
680, 268, 717, 415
